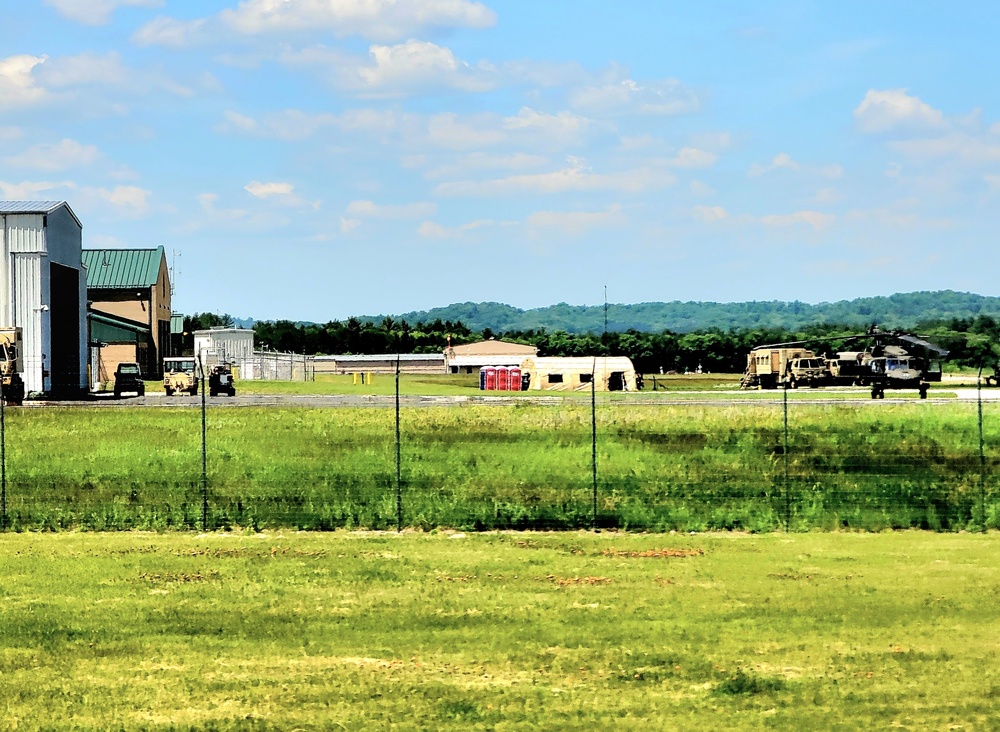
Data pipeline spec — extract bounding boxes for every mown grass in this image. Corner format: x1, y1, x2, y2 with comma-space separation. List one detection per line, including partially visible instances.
2, 402, 998, 532
0, 531, 998, 730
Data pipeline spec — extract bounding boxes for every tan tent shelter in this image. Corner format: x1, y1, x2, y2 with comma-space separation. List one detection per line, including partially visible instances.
520, 356, 637, 392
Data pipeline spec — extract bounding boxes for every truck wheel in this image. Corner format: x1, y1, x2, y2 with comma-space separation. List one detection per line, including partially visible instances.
228, 388, 236, 397
114, 389, 122, 399
789, 377, 797, 389
138, 386, 145, 397
165, 387, 174, 396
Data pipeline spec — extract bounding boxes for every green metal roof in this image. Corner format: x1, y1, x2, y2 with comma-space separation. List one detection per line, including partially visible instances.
82, 246, 164, 289
88, 311, 150, 344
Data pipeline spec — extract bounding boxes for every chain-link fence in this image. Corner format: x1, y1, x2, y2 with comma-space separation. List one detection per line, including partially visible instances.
234, 352, 315, 381
0, 390, 997, 532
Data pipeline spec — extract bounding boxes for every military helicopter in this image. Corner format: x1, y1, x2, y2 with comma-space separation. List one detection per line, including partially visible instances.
743, 326, 949, 399
825, 326, 949, 399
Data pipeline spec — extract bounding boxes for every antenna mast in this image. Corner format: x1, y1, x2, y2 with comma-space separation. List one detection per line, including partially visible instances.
603, 285, 608, 336
170, 249, 180, 297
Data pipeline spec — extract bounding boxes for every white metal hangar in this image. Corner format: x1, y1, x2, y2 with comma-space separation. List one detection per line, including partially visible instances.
0, 201, 88, 394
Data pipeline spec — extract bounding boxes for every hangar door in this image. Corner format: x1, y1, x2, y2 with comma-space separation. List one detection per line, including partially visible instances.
50, 263, 81, 393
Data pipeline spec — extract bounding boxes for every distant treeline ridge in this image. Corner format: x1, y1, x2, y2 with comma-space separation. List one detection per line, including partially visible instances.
185, 312, 1000, 374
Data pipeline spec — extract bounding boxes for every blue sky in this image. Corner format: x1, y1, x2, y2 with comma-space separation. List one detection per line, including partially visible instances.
2, 1, 999, 321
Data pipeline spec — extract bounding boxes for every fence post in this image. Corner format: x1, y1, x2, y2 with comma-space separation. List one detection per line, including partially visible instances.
978, 366, 987, 533
1, 389, 6, 531
199, 356, 208, 531
591, 358, 597, 530
395, 354, 402, 532
783, 384, 790, 532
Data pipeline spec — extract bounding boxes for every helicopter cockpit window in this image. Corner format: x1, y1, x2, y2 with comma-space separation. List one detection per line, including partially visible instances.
886, 358, 907, 372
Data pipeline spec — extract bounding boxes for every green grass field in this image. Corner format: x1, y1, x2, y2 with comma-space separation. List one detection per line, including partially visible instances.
3, 402, 998, 532
1, 530, 997, 730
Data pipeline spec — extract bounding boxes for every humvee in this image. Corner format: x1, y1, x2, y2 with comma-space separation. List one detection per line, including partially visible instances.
163, 357, 199, 396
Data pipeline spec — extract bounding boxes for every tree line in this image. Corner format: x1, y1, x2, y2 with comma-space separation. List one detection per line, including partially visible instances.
183, 312, 1000, 374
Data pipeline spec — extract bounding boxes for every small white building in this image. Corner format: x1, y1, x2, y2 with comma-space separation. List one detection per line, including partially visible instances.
0, 201, 88, 394
193, 327, 254, 367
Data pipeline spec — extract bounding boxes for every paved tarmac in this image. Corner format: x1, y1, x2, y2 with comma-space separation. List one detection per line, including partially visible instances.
18, 386, 1000, 408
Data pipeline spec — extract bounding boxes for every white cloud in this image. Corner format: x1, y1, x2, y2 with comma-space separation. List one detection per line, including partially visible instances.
346, 200, 437, 219
435, 157, 675, 196
526, 205, 626, 235
814, 187, 844, 205
0, 55, 48, 109
889, 133, 1000, 164
666, 147, 717, 169
217, 108, 382, 140
223, 0, 495, 38
245, 181, 295, 198
985, 174, 1000, 190
426, 113, 506, 150
4, 139, 99, 171
44, 0, 162, 26
691, 205, 728, 223
36, 52, 131, 89
503, 107, 590, 137
94, 185, 151, 216
0, 179, 76, 199
748, 152, 842, 178
0, 126, 23, 141
689, 180, 715, 196
854, 89, 946, 133
132, 16, 209, 47
424, 152, 549, 180
760, 211, 835, 231
748, 152, 796, 177
339, 217, 361, 234
843, 205, 953, 229
135, 0, 496, 46
0, 51, 203, 113
570, 77, 700, 116
245, 180, 320, 208
345, 40, 495, 96
417, 218, 502, 239
219, 107, 453, 144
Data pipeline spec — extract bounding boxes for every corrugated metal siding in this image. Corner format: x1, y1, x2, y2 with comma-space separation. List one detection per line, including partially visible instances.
82, 248, 162, 289
5, 214, 45, 253
12, 253, 44, 393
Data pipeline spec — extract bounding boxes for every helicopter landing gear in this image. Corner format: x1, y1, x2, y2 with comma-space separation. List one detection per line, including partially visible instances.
919, 382, 929, 399
871, 384, 885, 399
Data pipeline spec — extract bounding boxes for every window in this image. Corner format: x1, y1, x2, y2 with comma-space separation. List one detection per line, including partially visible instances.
579, 373, 593, 383
547, 373, 563, 383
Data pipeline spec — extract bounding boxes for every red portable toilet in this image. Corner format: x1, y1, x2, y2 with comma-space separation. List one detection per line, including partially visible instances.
496, 366, 510, 391
483, 367, 497, 390
509, 367, 521, 391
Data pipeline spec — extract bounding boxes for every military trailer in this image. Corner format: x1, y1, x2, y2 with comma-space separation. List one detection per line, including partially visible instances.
163, 357, 199, 396
742, 347, 829, 389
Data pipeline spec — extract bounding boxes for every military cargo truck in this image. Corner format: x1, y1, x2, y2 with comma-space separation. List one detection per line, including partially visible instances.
742, 346, 829, 389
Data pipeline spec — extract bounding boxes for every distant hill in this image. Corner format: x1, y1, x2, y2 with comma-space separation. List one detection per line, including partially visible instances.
360, 291, 1000, 334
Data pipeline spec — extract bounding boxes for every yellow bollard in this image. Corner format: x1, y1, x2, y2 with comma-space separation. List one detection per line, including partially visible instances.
368, 372, 373, 386
353, 372, 358, 385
